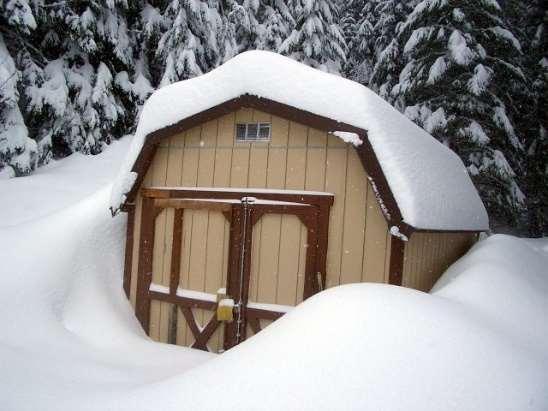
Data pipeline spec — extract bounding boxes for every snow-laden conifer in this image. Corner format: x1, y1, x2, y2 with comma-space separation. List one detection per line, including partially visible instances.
229, 0, 294, 53
22, 1, 133, 160
280, 0, 346, 73
0, 1, 38, 175
157, 0, 228, 85
0, 34, 37, 176
389, 0, 529, 227
503, 0, 548, 235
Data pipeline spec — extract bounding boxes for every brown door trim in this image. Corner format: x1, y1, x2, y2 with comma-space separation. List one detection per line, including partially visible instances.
136, 188, 333, 351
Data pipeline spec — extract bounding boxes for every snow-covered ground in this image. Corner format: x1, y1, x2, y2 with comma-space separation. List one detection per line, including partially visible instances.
0, 140, 547, 410
0, 138, 132, 228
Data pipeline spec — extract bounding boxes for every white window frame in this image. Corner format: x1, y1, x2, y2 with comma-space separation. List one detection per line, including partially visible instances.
236, 122, 271, 142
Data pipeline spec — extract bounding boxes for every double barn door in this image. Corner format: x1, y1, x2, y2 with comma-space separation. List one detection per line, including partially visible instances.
135, 188, 333, 352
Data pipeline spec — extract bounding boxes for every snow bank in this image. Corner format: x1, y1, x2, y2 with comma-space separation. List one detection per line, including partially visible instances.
0, 145, 212, 411
125, 235, 547, 411
2, 142, 545, 410
0, 137, 131, 228
111, 50, 488, 231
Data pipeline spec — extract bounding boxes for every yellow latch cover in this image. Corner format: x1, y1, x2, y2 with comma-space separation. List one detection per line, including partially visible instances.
217, 299, 234, 322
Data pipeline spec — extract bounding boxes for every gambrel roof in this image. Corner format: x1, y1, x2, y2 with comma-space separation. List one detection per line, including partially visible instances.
111, 51, 488, 233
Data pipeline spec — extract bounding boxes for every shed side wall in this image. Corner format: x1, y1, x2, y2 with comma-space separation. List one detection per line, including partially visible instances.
128, 108, 392, 345
402, 232, 478, 292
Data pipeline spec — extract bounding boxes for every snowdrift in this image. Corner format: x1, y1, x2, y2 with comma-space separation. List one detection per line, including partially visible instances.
0, 142, 546, 410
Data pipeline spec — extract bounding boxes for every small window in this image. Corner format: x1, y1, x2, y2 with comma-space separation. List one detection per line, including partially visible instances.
236, 122, 271, 141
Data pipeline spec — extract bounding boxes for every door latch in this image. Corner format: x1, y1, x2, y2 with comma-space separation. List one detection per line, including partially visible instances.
217, 298, 235, 322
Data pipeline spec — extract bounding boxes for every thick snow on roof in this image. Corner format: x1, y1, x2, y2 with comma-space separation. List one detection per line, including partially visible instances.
111, 50, 488, 231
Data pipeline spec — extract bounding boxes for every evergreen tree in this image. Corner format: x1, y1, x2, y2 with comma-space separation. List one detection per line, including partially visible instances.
340, 0, 364, 78
133, 1, 167, 93
21, 0, 135, 162
389, 0, 529, 228
280, 0, 346, 73
343, 0, 389, 84
505, 0, 548, 235
0, 0, 38, 176
368, 1, 416, 108
156, 0, 230, 86
228, 0, 294, 53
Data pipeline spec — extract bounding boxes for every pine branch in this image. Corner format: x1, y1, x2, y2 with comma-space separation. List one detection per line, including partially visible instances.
0, 70, 17, 92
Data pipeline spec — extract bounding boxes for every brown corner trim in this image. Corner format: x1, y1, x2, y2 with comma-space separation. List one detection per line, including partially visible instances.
388, 236, 405, 286
122, 204, 135, 298
354, 138, 403, 226
135, 197, 156, 332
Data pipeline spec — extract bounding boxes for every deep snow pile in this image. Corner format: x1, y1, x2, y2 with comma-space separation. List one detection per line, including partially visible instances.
0, 141, 546, 410
0, 137, 131, 228
110, 50, 488, 232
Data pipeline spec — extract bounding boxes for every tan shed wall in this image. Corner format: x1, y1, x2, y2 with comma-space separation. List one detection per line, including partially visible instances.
402, 232, 478, 292
128, 108, 393, 347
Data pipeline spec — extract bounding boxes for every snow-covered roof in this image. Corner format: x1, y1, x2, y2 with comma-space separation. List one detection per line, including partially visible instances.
111, 50, 488, 231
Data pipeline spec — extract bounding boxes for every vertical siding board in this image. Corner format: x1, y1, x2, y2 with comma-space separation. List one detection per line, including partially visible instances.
401, 237, 413, 287
188, 125, 210, 337
149, 146, 169, 341
305, 129, 327, 191
215, 114, 234, 348
197, 120, 217, 186
255, 115, 289, 305
340, 148, 367, 285
324, 134, 348, 287
422, 234, 431, 290
157, 135, 184, 343
197, 120, 224, 351
402, 232, 478, 292
413, 234, 421, 288
178, 128, 201, 346
158, 209, 174, 343
178, 209, 193, 345
248, 110, 270, 187
278, 122, 307, 305
181, 128, 200, 186
302, 129, 327, 302
431, 234, 441, 288
266, 115, 289, 189
362, 183, 389, 283
413, 234, 421, 289
248, 110, 271, 304
230, 108, 253, 187
360, 175, 370, 284
383, 230, 392, 283
214, 113, 235, 187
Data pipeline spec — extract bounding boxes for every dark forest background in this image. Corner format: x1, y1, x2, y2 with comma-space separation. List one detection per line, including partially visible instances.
1, 0, 546, 235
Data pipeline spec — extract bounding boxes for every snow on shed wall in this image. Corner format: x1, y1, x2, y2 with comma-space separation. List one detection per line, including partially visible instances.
111, 50, 488, 231
128, 109, 393, 348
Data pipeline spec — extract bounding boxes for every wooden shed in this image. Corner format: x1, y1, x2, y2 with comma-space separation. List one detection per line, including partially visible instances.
111, 51, 488, 353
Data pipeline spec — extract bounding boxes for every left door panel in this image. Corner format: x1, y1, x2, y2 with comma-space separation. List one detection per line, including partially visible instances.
145, 204, 231, 353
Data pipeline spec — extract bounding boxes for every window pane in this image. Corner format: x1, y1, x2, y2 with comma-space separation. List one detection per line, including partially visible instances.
247, 123, 258, 139
259, 123, 271, 139
236, 124, 247, 140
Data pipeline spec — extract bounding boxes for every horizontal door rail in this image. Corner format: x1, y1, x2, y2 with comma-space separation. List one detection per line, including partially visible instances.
142, 186, 334, 207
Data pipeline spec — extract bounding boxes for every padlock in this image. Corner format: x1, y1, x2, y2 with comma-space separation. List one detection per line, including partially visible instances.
217, 298, 234, 322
